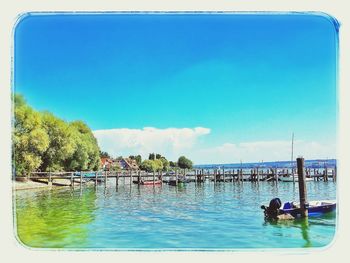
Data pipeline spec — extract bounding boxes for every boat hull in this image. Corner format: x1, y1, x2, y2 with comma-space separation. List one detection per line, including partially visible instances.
280, 201, 336, 217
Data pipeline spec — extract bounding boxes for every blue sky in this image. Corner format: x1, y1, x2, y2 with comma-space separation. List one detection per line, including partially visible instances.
14, 13, 338, 163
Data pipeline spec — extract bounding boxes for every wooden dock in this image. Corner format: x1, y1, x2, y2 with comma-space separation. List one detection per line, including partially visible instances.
25, 166, 337, 188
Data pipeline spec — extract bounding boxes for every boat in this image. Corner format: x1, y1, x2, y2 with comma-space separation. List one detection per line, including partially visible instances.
167, 176, 191, 186
280, 200, 336, 217
279, 175, 313, 182
261, 198, 336, 219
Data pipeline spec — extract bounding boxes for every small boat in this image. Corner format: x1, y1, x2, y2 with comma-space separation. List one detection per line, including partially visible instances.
280, 200, 336, 217
261, 198, 336, 219
279, 175, 313, 182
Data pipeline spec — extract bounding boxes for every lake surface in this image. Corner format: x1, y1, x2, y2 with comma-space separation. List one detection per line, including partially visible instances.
15, 180, 337, 250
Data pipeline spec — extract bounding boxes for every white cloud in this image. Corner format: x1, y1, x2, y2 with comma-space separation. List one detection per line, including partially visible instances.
93, 127, 335, 164
192, 140, 336, 164
93, 127, 210, 160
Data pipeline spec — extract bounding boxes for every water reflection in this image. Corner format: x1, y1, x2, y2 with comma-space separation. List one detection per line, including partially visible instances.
16, 188, 97, 248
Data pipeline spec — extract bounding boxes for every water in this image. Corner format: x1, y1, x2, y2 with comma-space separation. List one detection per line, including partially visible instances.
14, 180, 336, 250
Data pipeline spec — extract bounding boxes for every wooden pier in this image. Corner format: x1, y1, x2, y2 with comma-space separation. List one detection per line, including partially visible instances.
26, 166, 337, 188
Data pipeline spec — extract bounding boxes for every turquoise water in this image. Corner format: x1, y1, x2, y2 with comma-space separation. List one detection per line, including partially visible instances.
15, 180, 336, 250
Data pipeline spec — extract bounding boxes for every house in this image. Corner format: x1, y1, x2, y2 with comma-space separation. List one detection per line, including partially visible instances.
100, 157, 114, 170
118, 158, 139, 170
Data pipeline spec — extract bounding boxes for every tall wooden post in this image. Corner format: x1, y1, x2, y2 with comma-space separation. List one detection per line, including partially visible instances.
116, 172, 119, 189
71, 172, 74, 188
297, 157, 308, 218
223, 168, 225, 182
194, 169, 197, 184
80, 171, 83, 188
95, 171, 98, 187
48, 171, 52, 186
214, 169, 217, 183
153, 170, 155, 184
130, 170, 132, 187
105, 171, 107, 188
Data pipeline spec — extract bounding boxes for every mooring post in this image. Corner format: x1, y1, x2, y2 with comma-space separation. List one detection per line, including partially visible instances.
297, 157, 308, 218
153, 170, 155, 184
214, 169, 217, 183
334, 165, 337, 182
71, 172, 74, 188
194, 169, 197, 184
48, 170, 52, 186
80, 171, 83, 188
116, 171, 119, 188
104, 171, 107, 188
95, 171, 98, 187
223, 168, 225, 182
130, 170, 132, 187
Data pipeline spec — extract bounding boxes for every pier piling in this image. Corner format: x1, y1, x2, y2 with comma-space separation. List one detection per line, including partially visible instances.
297, 157, 308, 218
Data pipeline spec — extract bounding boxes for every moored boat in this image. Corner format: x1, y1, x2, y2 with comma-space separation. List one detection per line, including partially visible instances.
261, 198, 336, 219
279, 175, 313, 182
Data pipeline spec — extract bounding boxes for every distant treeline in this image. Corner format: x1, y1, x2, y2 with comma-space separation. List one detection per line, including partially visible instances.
13, 94, 101, 176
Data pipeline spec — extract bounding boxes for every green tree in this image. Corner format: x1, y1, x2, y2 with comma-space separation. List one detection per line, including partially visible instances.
140, 159, 156, 172
39, 112, 76, 171
154, 159, 164, 172
169, 161, 178, 168
13, 94, 49, 176
65, 121, 100, 171
148, 153, 155, 160
178, 156, 193, 169
160, 157, 169, 171
100, 151, 110, 158
156, 154, 162, 159
135, 155, 142, 166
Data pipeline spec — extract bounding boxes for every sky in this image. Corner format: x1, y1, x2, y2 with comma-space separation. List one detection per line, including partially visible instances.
14, 13, 338, 164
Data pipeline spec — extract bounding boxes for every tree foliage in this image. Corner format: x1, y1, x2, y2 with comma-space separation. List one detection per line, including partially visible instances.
139, 159, 157, 172
178, 156, 193, 169
13, 93, 101, 176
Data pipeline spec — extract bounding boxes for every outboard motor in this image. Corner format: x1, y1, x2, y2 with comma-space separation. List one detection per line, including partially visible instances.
261, 198, 282, 219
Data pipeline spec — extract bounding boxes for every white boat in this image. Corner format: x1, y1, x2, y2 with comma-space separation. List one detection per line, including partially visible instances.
279, 175, 313, 182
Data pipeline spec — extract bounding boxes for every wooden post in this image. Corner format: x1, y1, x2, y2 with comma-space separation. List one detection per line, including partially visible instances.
153, 170, 155, 184
130, 170, 132, 186
137, 170, 141, 185
95, 171, 98, 187
194, 169, 197, 184
240, 169, 243, 182
334, 166, 337, 182
71, 172, 74, 188
214, 169, 217, 183
223, 168, 225, 182
48, 171, 52, 186
80, 171, 83, 188
297, 157, 308, 218
116, 172, 119, 188
105, 171, 107, 188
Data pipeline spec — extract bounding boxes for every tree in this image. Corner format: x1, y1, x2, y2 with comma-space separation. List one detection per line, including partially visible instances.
100, 151, 110, 158
13, 94, 49, 176
148, 153, 155, 160
140, 159, 156, 172
160, 157, 169, 171
156, 154, 162, 159
154, 159, 164, 172
178, 156, 193, 169
39, 112, 76, 171
135, 155, 142, 166
13, 93, 101, 175
169, 161, 178, 168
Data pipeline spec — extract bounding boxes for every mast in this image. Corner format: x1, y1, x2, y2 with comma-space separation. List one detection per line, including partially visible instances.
291, 132, 295, 184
